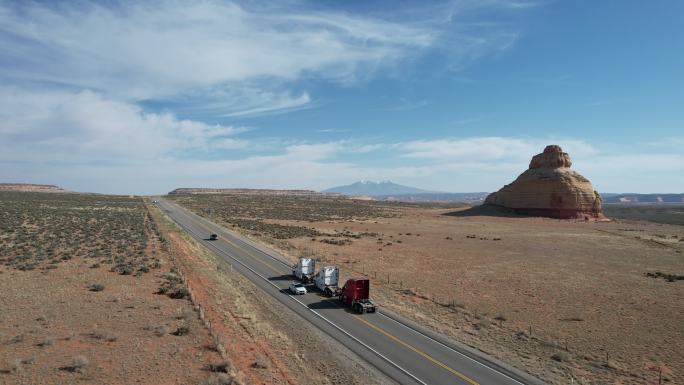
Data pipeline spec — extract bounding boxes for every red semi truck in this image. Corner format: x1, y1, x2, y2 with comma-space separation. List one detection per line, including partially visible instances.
338, 277, 376, 314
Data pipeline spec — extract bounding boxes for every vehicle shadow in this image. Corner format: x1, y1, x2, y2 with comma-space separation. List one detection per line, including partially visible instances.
278, 288, 292, 295
307, 298, 344, 310
268, 274, 294, 282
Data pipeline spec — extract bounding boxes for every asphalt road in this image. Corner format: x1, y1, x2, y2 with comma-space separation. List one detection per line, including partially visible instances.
156, 198, 544, 385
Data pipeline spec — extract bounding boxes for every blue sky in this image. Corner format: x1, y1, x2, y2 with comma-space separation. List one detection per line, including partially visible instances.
1, 0, 682, 194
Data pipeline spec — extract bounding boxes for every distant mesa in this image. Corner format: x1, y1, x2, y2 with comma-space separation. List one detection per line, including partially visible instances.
484, 145, 607, 220
0, 183, 65, 193
168, 188, 340, 197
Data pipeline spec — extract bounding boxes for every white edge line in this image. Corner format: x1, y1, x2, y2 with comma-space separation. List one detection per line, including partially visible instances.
161, 202, 428, 385
378, 313, 526, 385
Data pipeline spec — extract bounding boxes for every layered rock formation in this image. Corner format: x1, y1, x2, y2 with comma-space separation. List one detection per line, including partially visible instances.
0, 183, 65, 193
484, 145, 606, 220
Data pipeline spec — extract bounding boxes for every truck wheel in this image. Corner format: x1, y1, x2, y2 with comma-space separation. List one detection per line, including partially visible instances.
324, 288, 331, 297
354, 304, 362, 314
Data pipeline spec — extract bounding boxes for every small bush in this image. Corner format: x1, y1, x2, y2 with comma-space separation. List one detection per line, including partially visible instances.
176, 309, 195, 321
91, 329, 117, 342
475, 319, 490, 330
7, 358, 22, 373
8, 334, 24, 344
89, 283, 105, 292
169, 286, 190, 299
68, 355, 89, 373
206, 360, 232, 373
251, 358, 268, 369
37, 336, 54, 347
172, 325, 190, 336
551, 351, 570, 362
153, 325, 170, 337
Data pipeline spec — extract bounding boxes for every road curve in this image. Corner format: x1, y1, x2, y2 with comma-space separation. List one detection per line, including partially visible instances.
156, 198, 545, 385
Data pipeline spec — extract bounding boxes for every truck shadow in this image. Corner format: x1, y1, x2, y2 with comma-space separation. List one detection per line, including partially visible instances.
307, 298, 344, 310
268, 274, 294, 282
307, 298, 361, 314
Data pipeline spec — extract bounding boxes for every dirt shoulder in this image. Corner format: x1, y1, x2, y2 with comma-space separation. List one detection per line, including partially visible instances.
149, 202, 396, 385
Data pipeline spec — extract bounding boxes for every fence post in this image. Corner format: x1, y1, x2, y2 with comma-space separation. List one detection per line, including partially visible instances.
659, 367, 662, 385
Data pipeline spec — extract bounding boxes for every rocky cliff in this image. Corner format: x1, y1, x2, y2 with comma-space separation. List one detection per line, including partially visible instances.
0, 183, 66, 193
484, 145, 606, 220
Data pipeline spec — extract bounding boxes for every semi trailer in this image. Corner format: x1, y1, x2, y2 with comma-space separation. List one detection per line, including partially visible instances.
313, 266, 339, 297
292, 257, 315, 283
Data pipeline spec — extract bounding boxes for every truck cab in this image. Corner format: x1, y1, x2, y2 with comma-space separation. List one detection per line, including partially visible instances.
339, 278, 376, 314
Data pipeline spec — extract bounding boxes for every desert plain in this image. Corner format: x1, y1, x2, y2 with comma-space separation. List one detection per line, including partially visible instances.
1, 189, 682, 385
170, 192, 684, 385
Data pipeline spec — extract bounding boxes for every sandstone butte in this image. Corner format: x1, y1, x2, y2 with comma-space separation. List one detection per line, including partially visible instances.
484, 145, 607, 220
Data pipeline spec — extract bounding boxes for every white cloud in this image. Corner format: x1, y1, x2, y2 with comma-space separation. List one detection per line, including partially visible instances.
399, 137, 597, 162
0, 87, 248, 163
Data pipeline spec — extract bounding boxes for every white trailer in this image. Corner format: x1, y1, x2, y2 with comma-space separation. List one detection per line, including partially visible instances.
292, 257, 315, 283
314, 265, 339, 297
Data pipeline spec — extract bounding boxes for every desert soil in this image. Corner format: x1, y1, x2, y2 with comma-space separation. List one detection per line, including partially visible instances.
0, 234, 223, 385
171, 194, 684, 385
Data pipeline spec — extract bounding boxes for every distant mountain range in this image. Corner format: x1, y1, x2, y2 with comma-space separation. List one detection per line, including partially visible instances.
601, 193, 684, 204
322, 181, 488, 203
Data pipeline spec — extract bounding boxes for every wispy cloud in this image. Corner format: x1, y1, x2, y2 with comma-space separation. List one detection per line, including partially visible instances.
0, 1, 436, 116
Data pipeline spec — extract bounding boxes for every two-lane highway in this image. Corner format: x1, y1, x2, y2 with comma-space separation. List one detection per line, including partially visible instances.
156, 198, 544, 385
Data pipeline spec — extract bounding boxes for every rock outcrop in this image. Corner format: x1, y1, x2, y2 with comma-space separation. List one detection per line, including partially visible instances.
0, 183, 65, 193
484, 145, 606, 220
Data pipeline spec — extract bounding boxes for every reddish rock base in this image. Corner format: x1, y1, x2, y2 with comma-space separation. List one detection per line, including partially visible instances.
486, 204, 609, 221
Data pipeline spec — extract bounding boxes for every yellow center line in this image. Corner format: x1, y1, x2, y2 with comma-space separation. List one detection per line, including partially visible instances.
353, 315, 479, 385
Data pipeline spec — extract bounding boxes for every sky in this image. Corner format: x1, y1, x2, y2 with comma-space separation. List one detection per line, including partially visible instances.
1, 0, 682, 195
